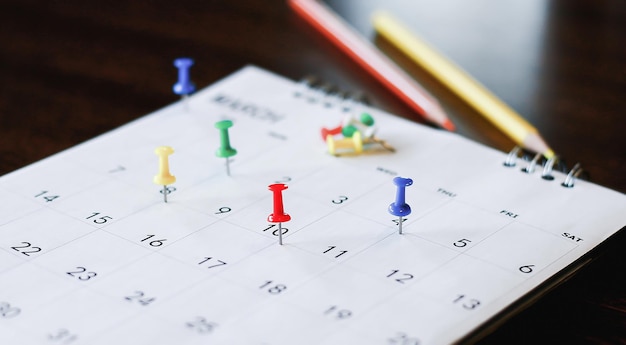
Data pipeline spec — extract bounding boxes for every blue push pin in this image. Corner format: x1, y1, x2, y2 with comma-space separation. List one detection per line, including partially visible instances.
388, 176, 413, 234
173, 57, 196, 109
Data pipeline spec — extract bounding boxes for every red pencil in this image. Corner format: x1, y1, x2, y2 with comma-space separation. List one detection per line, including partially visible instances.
289, 0, 455, 131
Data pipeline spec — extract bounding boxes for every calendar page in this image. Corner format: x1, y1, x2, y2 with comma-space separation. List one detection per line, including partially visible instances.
1, 66, 624, 345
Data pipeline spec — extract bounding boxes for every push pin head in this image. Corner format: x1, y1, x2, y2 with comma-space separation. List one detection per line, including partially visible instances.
341, 125, 358, 138
215, 120, 237, 176
215, 120, 237, 158
268, 183, 291, 245
388, 176, 413, 234
153, 146, 176, 203
267, 184, 291, 223
388, 177, 413, 217
173, 57, 196, 96
320, 124, 343, 141
358, 112, 377, 138
153, 146, 176, 186
359, 112, 375, 126
341, 112, 376, 139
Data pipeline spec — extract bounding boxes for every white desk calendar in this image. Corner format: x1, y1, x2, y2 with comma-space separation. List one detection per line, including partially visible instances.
1, 66, 624, 345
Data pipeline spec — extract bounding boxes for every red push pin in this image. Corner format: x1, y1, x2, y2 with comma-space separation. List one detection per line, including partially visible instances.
320, 124, 343, 141
268, 183, 291, 245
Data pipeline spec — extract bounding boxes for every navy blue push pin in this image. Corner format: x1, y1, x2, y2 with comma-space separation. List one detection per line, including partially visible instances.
173, 57, 196, 110
388, 176, 413, 234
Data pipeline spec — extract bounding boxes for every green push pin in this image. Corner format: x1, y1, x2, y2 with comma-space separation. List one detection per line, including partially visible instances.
360, 112, 375, 126
215, 120, 237, 176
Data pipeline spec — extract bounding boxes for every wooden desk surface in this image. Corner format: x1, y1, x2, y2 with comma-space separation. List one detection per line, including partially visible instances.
1, 0, 624, 343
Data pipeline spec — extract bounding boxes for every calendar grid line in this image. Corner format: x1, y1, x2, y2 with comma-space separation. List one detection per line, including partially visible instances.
455, 226, 578, 277
449, 194, 586, 246
2, 212, 103, 263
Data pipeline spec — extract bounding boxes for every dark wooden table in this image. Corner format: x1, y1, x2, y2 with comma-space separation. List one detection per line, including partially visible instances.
1, 0, 624, 343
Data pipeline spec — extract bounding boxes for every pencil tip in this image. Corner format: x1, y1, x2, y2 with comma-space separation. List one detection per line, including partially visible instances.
523, 132, 553, 158
543, 149, 556, 159
442, 119, 456, 131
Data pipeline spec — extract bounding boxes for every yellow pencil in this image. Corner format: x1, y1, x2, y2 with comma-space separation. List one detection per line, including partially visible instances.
372, 11, 554, 158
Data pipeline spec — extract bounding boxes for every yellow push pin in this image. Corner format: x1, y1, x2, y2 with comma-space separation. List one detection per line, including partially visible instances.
326, 131, 363, 156
153, 146, 176, 203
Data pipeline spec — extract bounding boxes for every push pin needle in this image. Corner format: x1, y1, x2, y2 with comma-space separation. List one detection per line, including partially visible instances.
368, 136, 396, 152
153, 146, 176, 203
388, 176, 413, 234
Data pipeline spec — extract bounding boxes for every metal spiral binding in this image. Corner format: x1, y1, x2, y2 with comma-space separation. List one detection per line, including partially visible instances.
522, 153, 542, 174
503, 146, 585, 188
541, 157, 556, 180
561, 163, 583, 188
503, 146, 521, 167
293, 75, 321, 103
293, 75, 369, 112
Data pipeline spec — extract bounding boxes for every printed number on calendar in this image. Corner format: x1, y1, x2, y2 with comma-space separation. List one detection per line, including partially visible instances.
453, 295, 481, 310
48, 328, 78, 344
125, 291, 156, 306
323, 246, 348, 258
66, 267, 97, 281
0, 302, 21, 318
186, 316, 218, 334
324, 305, 352, 319
11, 242, 42, 256
198, 257, 227, 269
141, 235, 167, 247
387, 270, 414, 284
259, 280, 287, 294
34, 191, 60, 202
85, 212, 112, 224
